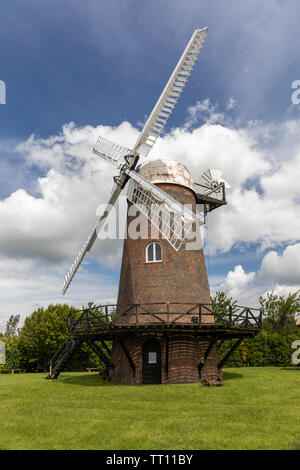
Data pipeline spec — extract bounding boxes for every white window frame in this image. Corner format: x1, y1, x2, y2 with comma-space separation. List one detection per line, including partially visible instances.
146, 242, 162, 263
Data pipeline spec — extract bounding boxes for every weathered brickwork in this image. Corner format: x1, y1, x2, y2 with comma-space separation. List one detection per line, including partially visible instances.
116, 183, 212, 325
110, 335, 142, 384
110, 334, 222, 384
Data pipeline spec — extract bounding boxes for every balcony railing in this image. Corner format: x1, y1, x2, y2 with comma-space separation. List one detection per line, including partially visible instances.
68, 302, 262, 334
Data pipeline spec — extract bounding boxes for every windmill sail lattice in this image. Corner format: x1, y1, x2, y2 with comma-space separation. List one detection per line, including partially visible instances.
62, 183, 123, 295
197, 168, 231, 196
93, 136, 131, 168
62, 27, 209, 294
126, 168, 203, 251
133, 27, 208, 157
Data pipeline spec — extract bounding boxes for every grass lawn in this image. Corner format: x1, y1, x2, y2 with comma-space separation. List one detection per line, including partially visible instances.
0, 367, 299, 450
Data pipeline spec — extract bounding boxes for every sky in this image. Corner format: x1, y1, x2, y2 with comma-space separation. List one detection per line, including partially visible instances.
0, 0, 300, 329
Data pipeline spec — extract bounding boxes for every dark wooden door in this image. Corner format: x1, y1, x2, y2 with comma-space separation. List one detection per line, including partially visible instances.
142, 339, 162, 384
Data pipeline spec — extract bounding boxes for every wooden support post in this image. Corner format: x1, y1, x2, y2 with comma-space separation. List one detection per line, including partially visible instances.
117, 336, 136, 378
228, 305, 232, 325
217, 339, 226, 351
222, 182, 226, 203
165, 333, 169, 381
67, 313, 72, 333
198, 336, 219, 377
259, 309, 263, 328
218, 337, 244, 370
85, 310, 90, 330
100, 340, 111, 357
87, 340, 113, 370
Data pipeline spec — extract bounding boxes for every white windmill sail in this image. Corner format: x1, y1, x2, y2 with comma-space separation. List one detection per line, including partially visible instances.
199, 169, 222, 186
92, 27, 208, 165
93, 136, 132, 168
133, 27, 208, 157
198, 168, 231, 195
61, 182, 123, 295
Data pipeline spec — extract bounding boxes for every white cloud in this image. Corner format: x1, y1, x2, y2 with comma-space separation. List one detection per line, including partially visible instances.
0, 110, 300, 318
154, 116, 300, 254
1, 122, 138, 265
184, 98, 225, 128
226, 98, 237, 110
263, 284, 300, 298
156, 119, 269, 190
259, 243, 300, 286
220, 265, 256, 304
216, 243, 300, 306
0, 256, 118, 331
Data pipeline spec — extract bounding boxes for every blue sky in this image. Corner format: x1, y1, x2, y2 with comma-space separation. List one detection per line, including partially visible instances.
0, 0, 300, 326
1, 0, 300, 141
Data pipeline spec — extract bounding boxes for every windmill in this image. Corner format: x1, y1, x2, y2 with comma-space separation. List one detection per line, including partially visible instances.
47, 28, 262, 385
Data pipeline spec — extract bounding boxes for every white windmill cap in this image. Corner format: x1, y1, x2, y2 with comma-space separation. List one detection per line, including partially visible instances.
137, 158, 196, 193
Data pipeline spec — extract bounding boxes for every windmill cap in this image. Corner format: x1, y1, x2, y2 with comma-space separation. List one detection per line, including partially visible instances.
137, 158, 196, 193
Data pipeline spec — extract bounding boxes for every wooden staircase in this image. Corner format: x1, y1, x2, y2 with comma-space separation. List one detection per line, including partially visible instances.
46, 338, 82, 380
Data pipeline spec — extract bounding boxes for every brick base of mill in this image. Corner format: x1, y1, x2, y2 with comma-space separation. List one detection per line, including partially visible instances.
109, 333, 222, 385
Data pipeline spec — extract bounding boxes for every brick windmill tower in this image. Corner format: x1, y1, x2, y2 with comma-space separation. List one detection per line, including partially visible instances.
49, 28, 261, 384
111, 157, 229, 384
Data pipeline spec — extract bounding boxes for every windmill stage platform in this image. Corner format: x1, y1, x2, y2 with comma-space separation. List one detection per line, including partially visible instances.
67, 302, 261, 339
47, 302, 262, 385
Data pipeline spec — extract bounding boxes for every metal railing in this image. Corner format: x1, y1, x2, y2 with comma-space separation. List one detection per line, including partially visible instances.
67, 302, 262, 334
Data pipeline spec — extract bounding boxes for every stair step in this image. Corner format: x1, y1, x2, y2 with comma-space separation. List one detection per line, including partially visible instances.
45, 339, 82, 380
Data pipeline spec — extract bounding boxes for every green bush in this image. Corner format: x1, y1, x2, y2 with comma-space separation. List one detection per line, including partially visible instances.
0, 304, 109, 373
219, 331, 300, 367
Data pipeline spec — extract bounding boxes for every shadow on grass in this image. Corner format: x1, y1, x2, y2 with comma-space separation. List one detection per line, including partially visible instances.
58, 373, 122, 387
280, 367, 300, 372
222, 371, 243, 380
56, 371, 246, 387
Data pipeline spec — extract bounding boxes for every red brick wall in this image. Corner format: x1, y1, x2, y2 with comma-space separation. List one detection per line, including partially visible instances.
116, 183, 213, 325
110, 333, 222, 385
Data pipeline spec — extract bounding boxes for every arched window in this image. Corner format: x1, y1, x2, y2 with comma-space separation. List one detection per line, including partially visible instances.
146, 242, 162, 263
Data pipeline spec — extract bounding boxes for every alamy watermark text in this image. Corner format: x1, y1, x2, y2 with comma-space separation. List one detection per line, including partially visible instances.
0, 80, 6, 104
291, 80, 300, 105
0, 340, 6, 364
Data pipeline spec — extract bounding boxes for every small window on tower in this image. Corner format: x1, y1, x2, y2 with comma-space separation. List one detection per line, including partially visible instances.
146, 242, 162, 263
148, 352, 157, 363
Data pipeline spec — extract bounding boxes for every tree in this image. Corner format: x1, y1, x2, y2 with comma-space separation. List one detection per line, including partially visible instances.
17, 303, 106, 372
4, 336, 22, 371
18, 304, 73, 371
259, 291, 300, 335
211, 291, 238, 323
4, 314, 20, 340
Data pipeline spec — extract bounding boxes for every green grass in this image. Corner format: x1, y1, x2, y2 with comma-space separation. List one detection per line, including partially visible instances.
0, 367, 300, 450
